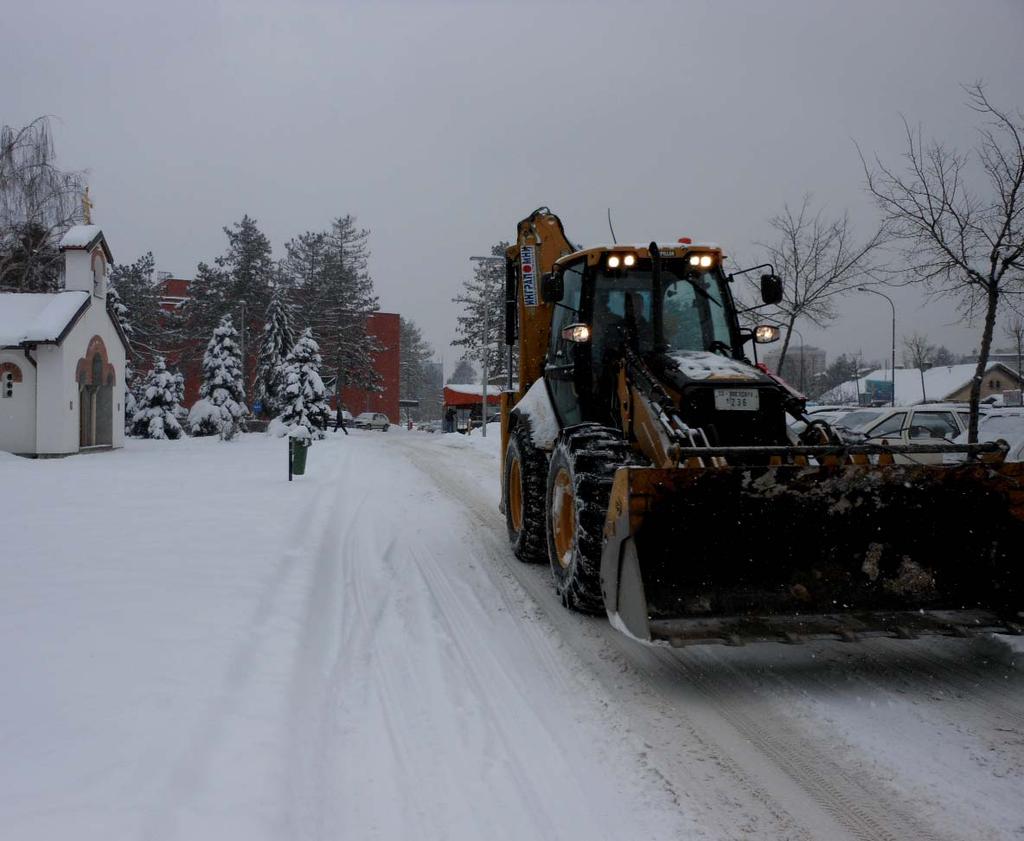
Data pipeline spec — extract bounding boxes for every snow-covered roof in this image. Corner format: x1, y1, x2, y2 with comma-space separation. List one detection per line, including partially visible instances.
444, 382, 515, 396
819, 363, 1023, 405
59, 225, 113, 261
0, 291, 91, 347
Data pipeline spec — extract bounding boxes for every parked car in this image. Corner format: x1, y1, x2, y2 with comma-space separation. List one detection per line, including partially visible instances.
836, 403, 983, 464
353, 412, 390, 431
944, 409, 1024, 463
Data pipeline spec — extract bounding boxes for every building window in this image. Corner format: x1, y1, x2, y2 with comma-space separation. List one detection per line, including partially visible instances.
2, 372, 13, 398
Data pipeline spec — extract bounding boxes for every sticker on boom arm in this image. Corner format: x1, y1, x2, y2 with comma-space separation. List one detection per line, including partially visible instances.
521, 245, 538, 307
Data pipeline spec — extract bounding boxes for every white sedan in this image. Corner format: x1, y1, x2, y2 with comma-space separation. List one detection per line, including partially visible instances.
353, 412, 391, 431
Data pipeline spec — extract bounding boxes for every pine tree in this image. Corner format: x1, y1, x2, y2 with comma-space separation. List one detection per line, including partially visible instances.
171, 368, 187, 424
107, 285, 140, 432
448, 358, 477, 384
182, 215, 274, 378
452, 242, 512, 379
189, 315, 247, 439
400, 316, 435, 419
108, 252, 164, 365
254, 286, 296, 417
287, 215, 381, 401
130, 357, 184, 439
278, 328, 330, 438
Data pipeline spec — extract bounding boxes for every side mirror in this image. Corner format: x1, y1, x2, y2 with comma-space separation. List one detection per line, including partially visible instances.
760, 273, 783, 305
753, 324, 781, 344
541, 272, 563, 303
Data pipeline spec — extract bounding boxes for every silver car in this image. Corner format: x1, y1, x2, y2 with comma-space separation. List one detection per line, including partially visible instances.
353, 412, 390, 431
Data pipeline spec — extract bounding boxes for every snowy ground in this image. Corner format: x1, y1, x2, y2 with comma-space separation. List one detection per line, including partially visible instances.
2, 429, 1023, 840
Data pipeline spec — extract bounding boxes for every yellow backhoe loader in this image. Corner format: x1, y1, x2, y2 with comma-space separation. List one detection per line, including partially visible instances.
498, 207, 1024, 646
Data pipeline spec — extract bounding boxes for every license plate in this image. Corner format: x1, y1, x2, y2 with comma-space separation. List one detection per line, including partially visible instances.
714, 389, 759, 411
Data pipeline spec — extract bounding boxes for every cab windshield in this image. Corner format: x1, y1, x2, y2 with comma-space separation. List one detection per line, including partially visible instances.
591, 261, 734, 356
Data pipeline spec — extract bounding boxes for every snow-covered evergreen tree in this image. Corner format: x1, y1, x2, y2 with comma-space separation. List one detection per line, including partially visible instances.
452, 241, 513, 377
278, 329, 330, 438
108, 252, 163, 357
447, 358, 477, 384
130, 357, 184, 440
171, 368, 188, 425
107, 285, 140, 433
253, 286, 295, 416
189, 315, 247, 439
182, 215, 274, 378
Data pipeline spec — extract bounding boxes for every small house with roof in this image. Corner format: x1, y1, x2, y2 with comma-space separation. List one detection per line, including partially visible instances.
0, 225, 128, 456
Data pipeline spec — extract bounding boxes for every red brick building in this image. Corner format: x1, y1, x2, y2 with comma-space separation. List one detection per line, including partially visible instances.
156, 276, 400, 419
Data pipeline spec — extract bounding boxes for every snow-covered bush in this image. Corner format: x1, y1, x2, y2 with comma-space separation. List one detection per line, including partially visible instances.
277, 329, 330, 439
190, 315, 248, 440
130, 356, 184, 440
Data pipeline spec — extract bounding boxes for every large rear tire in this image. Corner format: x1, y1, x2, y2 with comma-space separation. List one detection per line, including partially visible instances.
546, 424, 633, 614
504, 419, 549, 563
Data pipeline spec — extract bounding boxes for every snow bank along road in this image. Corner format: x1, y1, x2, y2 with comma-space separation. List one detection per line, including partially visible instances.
1, 431, 1023, 840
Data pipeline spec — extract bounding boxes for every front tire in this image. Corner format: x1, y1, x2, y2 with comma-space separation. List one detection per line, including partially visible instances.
546, 425, 633, 614
504, 418, 549, 563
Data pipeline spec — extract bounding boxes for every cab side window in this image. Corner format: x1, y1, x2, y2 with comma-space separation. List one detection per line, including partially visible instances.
548, 261, 584, 361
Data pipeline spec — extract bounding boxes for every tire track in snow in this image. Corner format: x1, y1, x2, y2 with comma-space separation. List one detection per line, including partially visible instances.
142, 446, 353, 841
397, 434, 992, 841
857, 641, 1024, 732
649, 647, 950, 841
284, 438, 692, 840
695, 640, 1024, 840
396, 437, 821, 840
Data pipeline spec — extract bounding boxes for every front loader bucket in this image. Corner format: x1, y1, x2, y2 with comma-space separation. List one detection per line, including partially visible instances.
601, 462, 1024, 646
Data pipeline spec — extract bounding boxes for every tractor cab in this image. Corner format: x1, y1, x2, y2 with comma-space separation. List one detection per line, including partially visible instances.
540, 243, 780, 437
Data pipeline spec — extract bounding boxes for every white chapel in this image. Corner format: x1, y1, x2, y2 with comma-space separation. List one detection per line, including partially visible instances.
0, 225, 128, 456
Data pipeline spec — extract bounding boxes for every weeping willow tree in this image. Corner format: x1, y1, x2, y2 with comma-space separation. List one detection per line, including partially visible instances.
0, 117, 86, 291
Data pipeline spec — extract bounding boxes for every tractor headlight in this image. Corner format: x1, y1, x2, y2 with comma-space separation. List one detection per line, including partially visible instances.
699, 254, 713, 268
689, 255, 701, 266
561, 323, 591, 343
623, 253, 636, 267
754, 324, 781, 343
607, 255, 621, 269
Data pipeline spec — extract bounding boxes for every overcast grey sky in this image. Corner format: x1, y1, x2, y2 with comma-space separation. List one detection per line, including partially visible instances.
3, 0, 1022, 368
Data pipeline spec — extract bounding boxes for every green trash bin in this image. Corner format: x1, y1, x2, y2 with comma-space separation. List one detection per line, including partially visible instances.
290, 438, 310, 476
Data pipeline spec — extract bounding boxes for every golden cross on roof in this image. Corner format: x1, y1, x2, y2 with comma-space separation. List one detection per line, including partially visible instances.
82, 186, 94, 225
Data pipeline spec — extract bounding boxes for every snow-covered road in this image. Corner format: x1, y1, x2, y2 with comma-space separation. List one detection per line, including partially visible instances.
2, 430, 1023, 840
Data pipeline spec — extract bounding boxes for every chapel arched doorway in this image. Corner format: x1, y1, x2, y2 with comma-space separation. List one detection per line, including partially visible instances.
77, 336, 116, 448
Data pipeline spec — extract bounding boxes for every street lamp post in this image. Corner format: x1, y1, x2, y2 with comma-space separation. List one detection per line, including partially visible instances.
857, 287, 896, 407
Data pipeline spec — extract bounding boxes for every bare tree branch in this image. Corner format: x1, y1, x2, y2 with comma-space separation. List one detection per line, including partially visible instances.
861, 84, 1024, 440
753, 195, 885, 369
